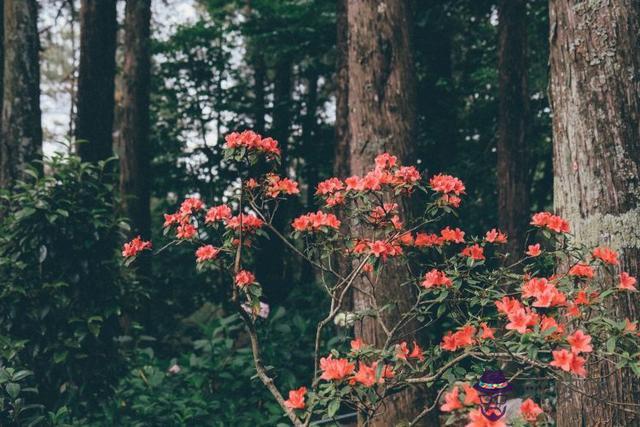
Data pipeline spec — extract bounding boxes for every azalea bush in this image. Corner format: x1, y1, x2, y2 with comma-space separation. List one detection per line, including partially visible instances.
124, 130, 640, 426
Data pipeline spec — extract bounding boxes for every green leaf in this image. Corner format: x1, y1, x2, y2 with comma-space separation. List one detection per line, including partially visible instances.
606, 336, 617, 353
327, 398, 340, 418
6, 382, 20, 399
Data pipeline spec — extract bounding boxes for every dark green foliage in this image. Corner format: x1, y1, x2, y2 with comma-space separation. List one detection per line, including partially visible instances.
0, 154, 144, 413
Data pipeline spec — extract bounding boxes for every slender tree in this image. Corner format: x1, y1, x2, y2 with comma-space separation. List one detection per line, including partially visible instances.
497, 0, 530, 258
347, 0, 423, 424
333, 0, 349, 179
550, 0, 640, 425
119, 0, 151, 238
75, 0, 117, 162
0, 0, 41, 189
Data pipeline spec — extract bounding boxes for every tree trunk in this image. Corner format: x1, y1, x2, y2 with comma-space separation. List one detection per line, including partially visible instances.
347, 1, 425, 425
550, 1, 640, 425
75, 0, 117, 162
119, 0, 151, 239
0, 0, 41, 189
334, 0, 349, 179
257, 56, 293, 304
497, 0, 530, 259
253, 51, 266, 135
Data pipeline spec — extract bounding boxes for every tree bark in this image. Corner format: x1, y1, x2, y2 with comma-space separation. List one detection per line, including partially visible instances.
119, 0, 151, 239
75, 0, 117, 162
550, 0, 640, 425
0, 0, 41, 189
497, 0, 530, 259
347, 1, 424, 425
334, 0, 349, 179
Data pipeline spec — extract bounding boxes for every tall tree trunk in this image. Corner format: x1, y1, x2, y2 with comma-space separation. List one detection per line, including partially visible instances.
119, 0, 151, 239
550, 1, 640, 425
333, 0, 349, 179
75, 0, 117, 162
347, 1, 424, 425
497, 0, 530, 258
257, 56, 293, 304
0, 0, 41, 189
253, 51, 266, 135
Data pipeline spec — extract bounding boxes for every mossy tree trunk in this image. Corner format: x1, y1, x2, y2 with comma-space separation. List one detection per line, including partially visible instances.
550, 0, 640, 425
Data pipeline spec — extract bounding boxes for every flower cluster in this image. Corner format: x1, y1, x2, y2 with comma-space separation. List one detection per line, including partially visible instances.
122, 236, 152, 258
223, 130, 280, 156
292, 211, 341, 232
265, 174, 300, 198
429, 173, 466, 207
530, 211, 570, 233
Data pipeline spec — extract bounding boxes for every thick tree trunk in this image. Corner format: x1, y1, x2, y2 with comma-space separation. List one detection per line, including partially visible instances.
497, 0, 530, 259
119, 0, 151, 239
347, 1, 425, 425
75, 0, 117, 162
0, 0, 41, 189
253, 51, 266, 135
550, 1, 640, 425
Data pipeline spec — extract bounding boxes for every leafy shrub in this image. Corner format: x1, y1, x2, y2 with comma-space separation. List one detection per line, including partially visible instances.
0, 154, 144, 413
89, 294, 321, 427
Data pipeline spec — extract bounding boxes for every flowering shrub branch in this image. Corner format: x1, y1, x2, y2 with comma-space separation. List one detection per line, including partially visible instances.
123, 130, 640, 426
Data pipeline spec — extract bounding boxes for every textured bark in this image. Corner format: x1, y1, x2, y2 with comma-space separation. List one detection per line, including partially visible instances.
497, 0, 530, 258
347, 1, 424, 425
334, 0, 349, 179
119, 0, 151, 239
75, 0, 117, 162
0, 0, 41, 189
550, 0, 640, 425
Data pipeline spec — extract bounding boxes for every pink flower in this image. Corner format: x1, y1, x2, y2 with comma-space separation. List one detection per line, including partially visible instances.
619, 272, 637, 291
520, 398, 543, 422
195, 245, 220, 262
526, 243, 542, 257
235, 270, 256, 287
122, 236, 152, 258
284, 386, 307, 409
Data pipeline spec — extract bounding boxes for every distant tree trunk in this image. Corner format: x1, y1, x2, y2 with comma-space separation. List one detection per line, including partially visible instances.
0, 0, 41, 189
347, 1, 425, 425
550, 1, 640, 425
75, 0, 117, 162
333, 0, 349, 179
253, 51, 266, 135
119, 0, 151, 239
0, 0, 4, 135
497, 0, 530, 258
257, 56, 293, 304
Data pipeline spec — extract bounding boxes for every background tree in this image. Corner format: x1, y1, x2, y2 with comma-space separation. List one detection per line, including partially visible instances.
550, 0, 640, 425
496, 0, 530, 258
0, 0, 41, 189
347, 0, 423, 424
75, 0, 117, 162
119, 0, 152, 239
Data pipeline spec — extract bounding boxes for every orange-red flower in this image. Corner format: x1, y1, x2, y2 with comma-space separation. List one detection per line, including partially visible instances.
205, 204, 232, 223
421, 269, 452, 289
441, 325, 476, 351
176, 223, 197, 239
520, 398, 543, 422
440, 386, 463, 412
350, 337, 364, 351
122, 236, 152, 258
506, 308, 535, 334
495, 296, 522, 315
195, 245, 220, 262
440, 226, 465, 243
319, 355, 355, 381
351, 362, 377, 387
567, 330, 592, 354
526, 243, 542, 257
235, 270, 256, 287
550, 349, 586, 376
225, 213, 264, 231
429, 173, 466, 195
485, 228, 507, 244
568, 262, 595, 279
265, 174, 300, 198
179, 197, 205, 216
592, 246, 619, 265
414, 232, 443, 247
292, 211, 341, 232
224, 130, 280, 156
480, 322, 495, 340
462, 383, 480, 405
530, 211, 570, 233
461, 244, 485, 260
619, 272, 637, 291
284, 386, 307, 410
408, 341, 425, 361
